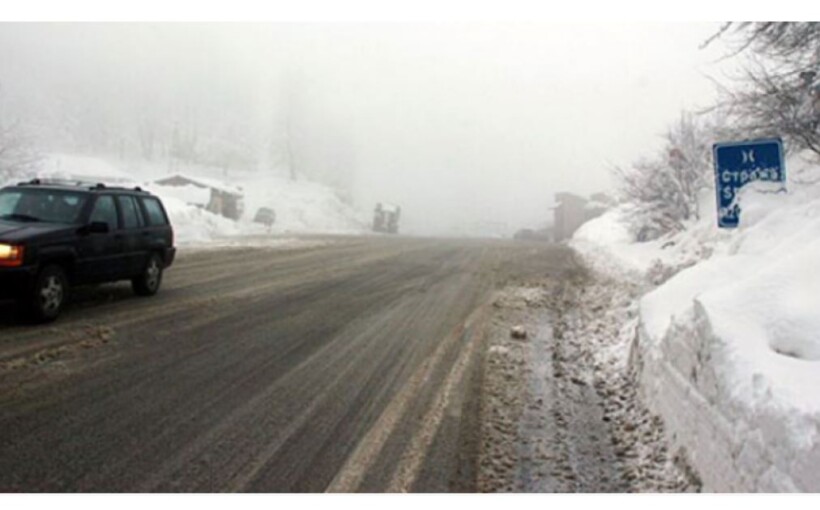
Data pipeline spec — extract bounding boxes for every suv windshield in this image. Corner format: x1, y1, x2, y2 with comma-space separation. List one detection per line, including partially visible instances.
0, 188, 88, 224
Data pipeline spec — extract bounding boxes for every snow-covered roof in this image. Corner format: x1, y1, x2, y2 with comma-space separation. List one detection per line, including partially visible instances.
155, 174, 243, 196
150, 183, 211, 207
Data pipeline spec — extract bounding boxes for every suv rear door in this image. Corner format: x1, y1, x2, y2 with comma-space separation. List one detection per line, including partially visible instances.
138, 196, 173, 257
116, 194, 149, 277
76, 194, 125, 283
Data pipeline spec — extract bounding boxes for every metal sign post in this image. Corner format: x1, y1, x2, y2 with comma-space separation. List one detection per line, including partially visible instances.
713, 138, 786, 228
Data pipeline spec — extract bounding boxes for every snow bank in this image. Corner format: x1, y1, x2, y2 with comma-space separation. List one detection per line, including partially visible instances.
638, 183, 820, 491
147, 174, 367, 244
152, 194, 248, 246
572, 207, 662, 279
125, 160, 369, 237
8, 154, 369, 245
571, 196, 723, 283
572, 155, 820, 491
239, 174, 368, 235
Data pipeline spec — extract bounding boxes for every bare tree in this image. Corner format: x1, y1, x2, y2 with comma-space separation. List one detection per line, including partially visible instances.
276, 69, 307, 181
170, 121, 199, 165
708, 22, 820, 157
138, 117, 159, 161
271, 68, 357, 190
0, 121, 41, 184
614, 113, 719, 239
0, 84, 41, 184
723, 23, 820, 62
282, 111, 299, 181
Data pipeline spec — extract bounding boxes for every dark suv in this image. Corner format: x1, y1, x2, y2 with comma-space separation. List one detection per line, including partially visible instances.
0, 180, 176, 322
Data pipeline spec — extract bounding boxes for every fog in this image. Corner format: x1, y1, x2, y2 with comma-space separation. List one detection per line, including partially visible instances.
0, 23, 729, 236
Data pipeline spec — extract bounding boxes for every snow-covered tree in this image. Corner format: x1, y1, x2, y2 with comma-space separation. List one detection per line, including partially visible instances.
614, 112, 721, 240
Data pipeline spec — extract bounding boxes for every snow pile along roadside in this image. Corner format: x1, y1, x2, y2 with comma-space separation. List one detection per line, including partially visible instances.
127, 160, 369, 238
239, 174, 368, 235
14, 154, 369, 245
571, 190, 729, 285
570, 207, 645, 279
149, 175, 368, 245
571, 164, 820, 492
152, 194, 247, 246
638, 182, 820, 492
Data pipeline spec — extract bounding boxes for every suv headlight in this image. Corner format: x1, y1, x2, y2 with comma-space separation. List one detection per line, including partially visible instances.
0, 243, 25, 267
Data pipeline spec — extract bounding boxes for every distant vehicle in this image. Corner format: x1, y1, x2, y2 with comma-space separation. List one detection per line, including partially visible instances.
513, 227, 553, 242
0, 179, 176, 322
513, 228, 536, 240
253, 207, 276, 230
373, 203, 401, 234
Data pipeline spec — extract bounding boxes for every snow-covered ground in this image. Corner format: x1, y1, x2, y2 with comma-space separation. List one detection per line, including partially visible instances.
571, 193, 728, 284
10, 154, 369, 246
570, 154, 820, 492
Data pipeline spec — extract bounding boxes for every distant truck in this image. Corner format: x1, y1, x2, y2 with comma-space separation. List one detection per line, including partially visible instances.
373, 203, 401, 234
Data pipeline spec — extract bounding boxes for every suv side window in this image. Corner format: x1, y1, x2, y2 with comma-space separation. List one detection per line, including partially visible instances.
88, 195, 118, 232
117, 195, 143, 229
141, 197, 168, 226
0, 191, 22, 215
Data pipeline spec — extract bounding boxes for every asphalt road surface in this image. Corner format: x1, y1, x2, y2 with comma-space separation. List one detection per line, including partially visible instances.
0, 236, 577, 492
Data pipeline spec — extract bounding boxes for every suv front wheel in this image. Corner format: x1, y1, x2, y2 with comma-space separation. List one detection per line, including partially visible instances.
133, 253, 164, 296
28, 265, 69, 323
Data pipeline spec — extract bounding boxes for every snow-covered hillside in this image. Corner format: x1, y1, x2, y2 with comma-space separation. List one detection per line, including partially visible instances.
10, 154, 368, 246
571, 155, 820, 492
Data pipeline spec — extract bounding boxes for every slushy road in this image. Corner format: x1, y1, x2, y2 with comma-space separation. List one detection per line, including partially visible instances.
0, 236, 577, 492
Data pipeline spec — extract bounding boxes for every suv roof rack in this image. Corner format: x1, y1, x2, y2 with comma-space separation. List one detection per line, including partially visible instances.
18, 177, 90, 187
14, 178, 147, 194
89, 184, 148, 193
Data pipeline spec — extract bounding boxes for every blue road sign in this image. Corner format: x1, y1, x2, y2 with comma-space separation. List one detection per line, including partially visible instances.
713, 138, 785, 228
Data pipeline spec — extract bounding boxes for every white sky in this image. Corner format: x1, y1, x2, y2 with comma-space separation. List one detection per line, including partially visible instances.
273, 23, 732, 234
0, 20, 739, 236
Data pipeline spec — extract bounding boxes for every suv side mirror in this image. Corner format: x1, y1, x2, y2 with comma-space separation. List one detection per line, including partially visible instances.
84, 221, 110, 234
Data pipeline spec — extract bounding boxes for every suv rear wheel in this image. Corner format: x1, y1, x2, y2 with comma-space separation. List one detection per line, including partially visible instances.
27, 265, 68, 323
132, 253, 163, 296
